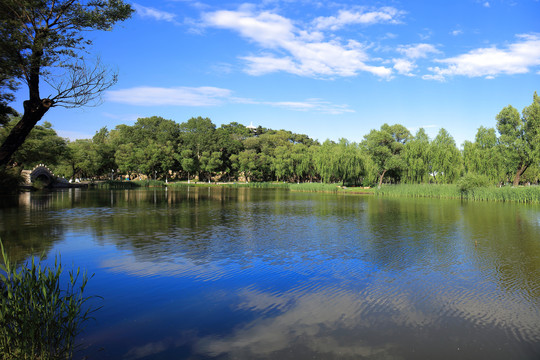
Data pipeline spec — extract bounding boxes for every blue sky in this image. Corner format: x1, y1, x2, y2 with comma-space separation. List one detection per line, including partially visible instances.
13, 0, 540, 147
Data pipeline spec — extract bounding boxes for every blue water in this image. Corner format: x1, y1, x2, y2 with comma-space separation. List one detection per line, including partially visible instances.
1, 188, 540, 359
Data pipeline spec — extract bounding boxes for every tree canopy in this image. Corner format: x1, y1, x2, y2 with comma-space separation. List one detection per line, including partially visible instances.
7, 92, 540, 188
0, 0, 133, 166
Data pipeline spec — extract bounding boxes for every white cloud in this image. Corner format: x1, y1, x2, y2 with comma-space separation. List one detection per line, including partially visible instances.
313, 7, 405, 31
106, 86, 233, 106
106, 86, 354, 114
451, 29, 463, 36
263, 99, 355, 114
483, 1, 491, 8
202, 8, 392, 78
133, 3, 177, 23
427, 34, 540, 80
393, 59, 416, 76
391, 44, 440, 76
397, 43, 440, 59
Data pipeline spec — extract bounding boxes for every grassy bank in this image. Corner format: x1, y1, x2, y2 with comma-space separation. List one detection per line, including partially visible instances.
166, 181, 373, 194
95, 180, 165, 189
375, 184, 540, 203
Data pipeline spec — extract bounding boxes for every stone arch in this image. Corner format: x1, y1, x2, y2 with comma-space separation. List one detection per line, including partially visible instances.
30, 165, 55, 187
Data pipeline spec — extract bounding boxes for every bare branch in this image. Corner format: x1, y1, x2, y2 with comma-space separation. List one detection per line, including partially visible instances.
46, 58, 117, 108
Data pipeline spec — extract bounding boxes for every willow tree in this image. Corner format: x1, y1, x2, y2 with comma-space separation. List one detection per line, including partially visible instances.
496, 92, 540, 186
0, 0, 133, 166
362, 124, 411, 187
430, 128, 461, 184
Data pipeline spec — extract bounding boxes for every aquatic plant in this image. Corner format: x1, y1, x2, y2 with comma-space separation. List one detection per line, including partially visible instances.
289, 182, 339, 193
375, 183, 540, 203
0, 241, 98, 360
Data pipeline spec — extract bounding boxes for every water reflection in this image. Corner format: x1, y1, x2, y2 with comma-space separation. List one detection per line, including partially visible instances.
1, 189, 540, 359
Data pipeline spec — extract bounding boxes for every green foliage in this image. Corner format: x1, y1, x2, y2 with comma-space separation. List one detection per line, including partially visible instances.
496, 93, 540, 185
0, 120, 68, 168
0, 241, 97, 360
0, 0, 134, 167
457, 173, 491, 193
289, 183, 339, 193
0, 166, 23, 193
430, 128, 462, 184
402, 128, 431, 183
362, 123, 411, 187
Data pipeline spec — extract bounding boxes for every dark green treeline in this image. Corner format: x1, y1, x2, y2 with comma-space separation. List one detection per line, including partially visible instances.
2, 92, 539, 187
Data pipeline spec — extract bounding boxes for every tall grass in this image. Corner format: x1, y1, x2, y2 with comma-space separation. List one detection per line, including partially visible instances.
376, 183, 540, 203
0, 241, 98, 360
289, 183, 340, 193
228, 182, 290, 189
132, 180, 165, 188
167, 182, 291, 189
375, 184, 461, 199
96, 180, 165, 189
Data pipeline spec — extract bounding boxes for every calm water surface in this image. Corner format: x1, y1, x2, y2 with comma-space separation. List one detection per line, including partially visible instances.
1, 188, 540, 359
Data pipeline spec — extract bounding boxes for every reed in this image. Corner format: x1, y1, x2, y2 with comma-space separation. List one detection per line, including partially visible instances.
375, 184, 461, 199
0, 241, 98, 360
96, 180, 165, 189
132, 180, 165, 188
376, 183, 540, 203
289, 182, 339, 193
228, 182, 290, 189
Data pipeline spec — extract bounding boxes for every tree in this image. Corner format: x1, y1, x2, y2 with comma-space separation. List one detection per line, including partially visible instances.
179, 117, 217, 178
334, 139, 367, 186
215, 122, 250, 180
402, 128, 430, 183
0, 0, 133, 166
362, 124, 411, 187
430, 128, 461, 184
313, 140, 338, 183
496, 92, 540, 186
462, 126, 505, 184
0, 119, 68, 168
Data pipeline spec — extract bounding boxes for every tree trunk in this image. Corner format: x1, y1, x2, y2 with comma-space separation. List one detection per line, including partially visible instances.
378, 169, 387, 188
0, 99, 52, 166
513, 164, 529, 186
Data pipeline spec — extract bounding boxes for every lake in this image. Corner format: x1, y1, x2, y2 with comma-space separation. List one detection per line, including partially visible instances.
1, 188, 540, 359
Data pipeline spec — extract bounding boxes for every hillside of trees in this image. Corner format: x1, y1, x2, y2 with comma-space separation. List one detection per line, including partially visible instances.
1, 92, 539, 187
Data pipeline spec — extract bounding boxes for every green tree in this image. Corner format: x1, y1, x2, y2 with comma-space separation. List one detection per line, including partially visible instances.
65, 139, 100, 179
362, 124, 411, 187
215, 122, 250, 180
430, 128, 461, 184
334, 139, 367, 186
462, 126, 505, 184
0, 0, 133, 166
402, 128, 431, 183
179, 149, 197, 182
179, 117, 217, 179
272, 145, 294, 181
313, 140, 338, 183
0, 119, 67, 168
200, 151, 223, 181
496, 92, 540, 186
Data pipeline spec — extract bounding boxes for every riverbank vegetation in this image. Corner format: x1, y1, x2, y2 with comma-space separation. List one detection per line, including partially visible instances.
1, 93, 539, 200
0, 241, 97, 360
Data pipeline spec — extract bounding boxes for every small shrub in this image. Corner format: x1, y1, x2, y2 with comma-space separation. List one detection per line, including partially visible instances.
0, 241, 98, 360
457, 173, 491, 194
